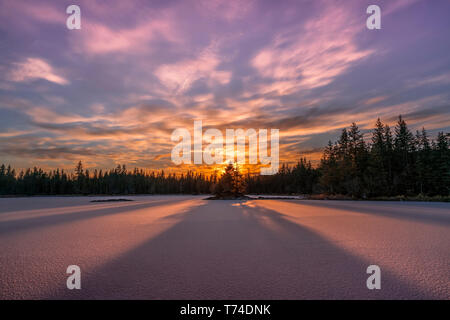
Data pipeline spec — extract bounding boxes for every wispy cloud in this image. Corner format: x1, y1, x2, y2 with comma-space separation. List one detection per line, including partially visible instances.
252, 3, 373, 92
8, 58, 69, 85
74, 18, 181, 55
155, 42, 231, 95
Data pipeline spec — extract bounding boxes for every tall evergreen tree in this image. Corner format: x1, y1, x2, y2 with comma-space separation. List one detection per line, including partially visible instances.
393, 115, 415, 194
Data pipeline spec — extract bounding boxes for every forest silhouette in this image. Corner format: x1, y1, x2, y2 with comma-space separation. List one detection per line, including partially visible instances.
0, 116, 448, 198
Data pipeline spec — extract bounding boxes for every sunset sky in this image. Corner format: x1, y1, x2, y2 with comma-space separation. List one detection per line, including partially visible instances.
0, 0, 449, 173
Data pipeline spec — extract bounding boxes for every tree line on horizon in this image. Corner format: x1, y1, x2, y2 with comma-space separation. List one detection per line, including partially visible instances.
0, 162, 214, 195
248, 116, 449, 197
0, 116, 448, 198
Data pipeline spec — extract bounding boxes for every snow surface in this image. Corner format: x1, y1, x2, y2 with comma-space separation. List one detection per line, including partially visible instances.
0, 196, 449, 299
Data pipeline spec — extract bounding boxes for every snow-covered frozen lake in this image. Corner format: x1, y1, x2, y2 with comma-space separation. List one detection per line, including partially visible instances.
0, 196, 449, 299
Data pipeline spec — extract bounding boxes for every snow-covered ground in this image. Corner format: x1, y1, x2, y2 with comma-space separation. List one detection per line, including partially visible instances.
0, 196, 449, 299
